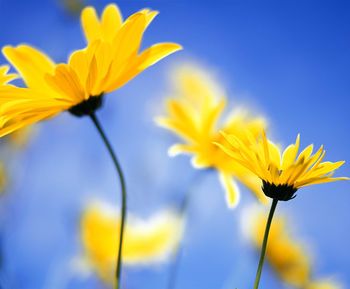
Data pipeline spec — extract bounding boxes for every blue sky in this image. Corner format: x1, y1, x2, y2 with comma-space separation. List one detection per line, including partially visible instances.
0, 0, 349, 289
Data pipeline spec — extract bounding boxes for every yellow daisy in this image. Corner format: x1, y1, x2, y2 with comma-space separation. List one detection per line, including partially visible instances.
0, 4, 181, 136
220, 132, 347, 289
156, 64, 268, 207
218, 132, 348, 201
80, 201, 184, 284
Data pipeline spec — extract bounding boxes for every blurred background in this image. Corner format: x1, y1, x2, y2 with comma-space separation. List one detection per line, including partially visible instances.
0, 0, 349, 288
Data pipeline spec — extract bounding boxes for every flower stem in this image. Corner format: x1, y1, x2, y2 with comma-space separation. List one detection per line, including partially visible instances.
90, 112, 126, 289
253, 198, 278, 289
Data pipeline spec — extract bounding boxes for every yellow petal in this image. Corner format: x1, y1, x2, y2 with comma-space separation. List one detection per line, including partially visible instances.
262, 131, 270, 164
281, 134, 301, 170
81, 6, 101, 43
219, 171, 240, 208
106, 42, 182, 92
101, 4, 123, 41
0, 109, 58, 137
111, 12, 148, 70
0, 65, 17, 85
2, 45, 55, 91
45, 64, 85, 102
136, 43, 182, 71
268, 140, 282, 168
296, 176, 349, 188
168, 144, 197, 157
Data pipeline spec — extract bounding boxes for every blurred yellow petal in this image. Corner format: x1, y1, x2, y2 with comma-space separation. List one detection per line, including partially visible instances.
306, 280, 342, 289
0, 65, 17, 85
219, 171, 240, 208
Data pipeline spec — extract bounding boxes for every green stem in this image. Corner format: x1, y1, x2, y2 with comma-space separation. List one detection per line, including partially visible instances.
253, 198, 278, 289
90, 113, 126, 289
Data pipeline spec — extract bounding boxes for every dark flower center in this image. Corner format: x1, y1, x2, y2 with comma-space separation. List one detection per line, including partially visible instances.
262, 180, 297, 201
69, 94, 104, 117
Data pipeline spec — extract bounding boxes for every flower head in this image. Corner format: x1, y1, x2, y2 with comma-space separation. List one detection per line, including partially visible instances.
80, 201, 184, 284
218, 132, 348, 201
0, 3, 181, 136
156, 64, 268, 207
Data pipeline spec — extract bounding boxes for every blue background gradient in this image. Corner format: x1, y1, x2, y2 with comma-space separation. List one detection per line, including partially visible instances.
0, 0, 349, 288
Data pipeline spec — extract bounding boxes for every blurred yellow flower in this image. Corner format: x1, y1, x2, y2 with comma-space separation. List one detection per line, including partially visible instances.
156, 64, 268, 207
80, 202, 184, 284
246, 207, 342, 289
0, 3, 181, 137
248, 209, 311, 288
218, 132, 348, 201
305, 280, 342, 289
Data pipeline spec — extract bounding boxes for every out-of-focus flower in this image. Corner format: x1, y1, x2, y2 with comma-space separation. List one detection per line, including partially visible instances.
305, 280, 342, 289
218, 132, 348, 201
156, 64, 268, 207
248, 208, 311, 287
244, 206, 343, 289
80, 201, 184, 284
0, 3, 181, 136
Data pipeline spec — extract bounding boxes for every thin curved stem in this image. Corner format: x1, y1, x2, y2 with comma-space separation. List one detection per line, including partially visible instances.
90, 113, 127, 289
253, 198, 278, 289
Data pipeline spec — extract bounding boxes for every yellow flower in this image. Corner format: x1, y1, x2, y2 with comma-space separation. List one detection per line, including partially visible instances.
248, 208, 311, 288
305, 280, 342, 289
156, 64, 268, 207
218, 132, 348, 200
80, 201, 184, 284
0, 4, 181, 137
